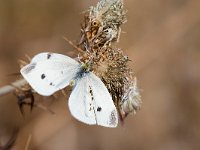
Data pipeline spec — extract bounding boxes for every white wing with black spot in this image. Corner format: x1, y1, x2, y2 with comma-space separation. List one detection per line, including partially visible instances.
20, 53, 80, 96
68, 72, 118, 127
88, 73, 118, 127
31, 52, 77, 63
68, 74, 96, 125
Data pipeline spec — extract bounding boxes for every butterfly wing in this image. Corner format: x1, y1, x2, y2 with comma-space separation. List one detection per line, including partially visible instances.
68, 72, 118, 127
20, 53, 80, 96
31, 52, 76, 63
88, 73, 118, 127
68, 75, 96, 125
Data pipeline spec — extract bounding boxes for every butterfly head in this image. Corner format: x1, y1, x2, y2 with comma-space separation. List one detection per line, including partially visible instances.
73, 62, 92, 81
81, 62, 91, 72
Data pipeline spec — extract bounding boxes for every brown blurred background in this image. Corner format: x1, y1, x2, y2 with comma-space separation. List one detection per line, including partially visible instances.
0, 0, 200, 150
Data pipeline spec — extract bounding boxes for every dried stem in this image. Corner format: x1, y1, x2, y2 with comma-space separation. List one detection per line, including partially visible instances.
0, 79, 27, 97
24, 134, 32, 150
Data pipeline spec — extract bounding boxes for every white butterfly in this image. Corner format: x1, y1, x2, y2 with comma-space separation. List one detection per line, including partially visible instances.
20, 52, 118, 127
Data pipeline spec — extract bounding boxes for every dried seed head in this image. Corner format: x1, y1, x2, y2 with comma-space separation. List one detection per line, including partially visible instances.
77, 0, 141, 122
89, 0, 127, 26
79, 0, 126, 52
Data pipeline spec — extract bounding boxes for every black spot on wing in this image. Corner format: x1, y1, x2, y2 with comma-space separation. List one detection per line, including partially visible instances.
41, 74, 46, 79
40, 73, 55, 86
89, 106, 92, 111
97, 107, 102, 112
49, 82, 55, 86
22, 63, 36, 74
47, 53, 52, 59
89, 86, 94, 101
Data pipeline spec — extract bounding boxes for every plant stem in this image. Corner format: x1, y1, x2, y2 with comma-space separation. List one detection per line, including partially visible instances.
0, 79, 27, 97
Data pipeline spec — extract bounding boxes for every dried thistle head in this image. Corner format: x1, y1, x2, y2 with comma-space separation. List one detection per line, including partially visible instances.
89, 0, 127, 26
90, 47, 141, 121
77, 0, 141, 122
78, 0, 127, 64
79, 0, 126, 51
